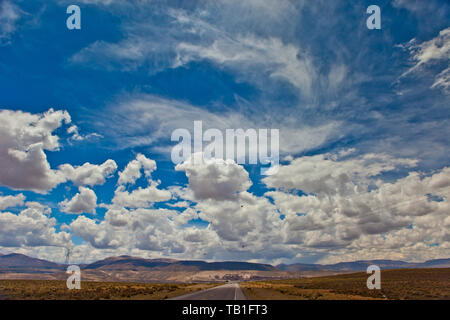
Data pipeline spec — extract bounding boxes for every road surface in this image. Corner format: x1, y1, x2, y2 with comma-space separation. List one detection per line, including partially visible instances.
169, 283, 247, 300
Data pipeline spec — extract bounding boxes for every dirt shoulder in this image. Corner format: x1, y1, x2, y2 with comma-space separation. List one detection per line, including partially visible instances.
240, 268, 450, 300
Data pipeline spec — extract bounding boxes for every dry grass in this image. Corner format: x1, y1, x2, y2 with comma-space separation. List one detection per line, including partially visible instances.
241, 268, 450, 300
0, 280, 219, 300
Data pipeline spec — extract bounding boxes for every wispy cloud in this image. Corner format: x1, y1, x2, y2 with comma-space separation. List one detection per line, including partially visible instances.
89, 94, 342, 156
0, 0, 21, 44
402, 27, 450, 74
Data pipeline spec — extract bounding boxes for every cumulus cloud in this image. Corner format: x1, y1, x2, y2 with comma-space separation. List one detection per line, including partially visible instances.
196, 191, 283, 246
166, 201, 191, 208
118, 153, 156, 185
24, 201, 52, 215
263, 152, 449, 263
60, 150, 449, 263
68, 207, 202, 254
110, 154, 171, 208
131, 208, 204, 252
263, 150, 418, 195
0, 206, 71, 247
2, 145, 445, 264
67, 125, 102, 142
0, 193, 25, 210
0, 108, 117, 193
112, 183, 171, 208
175, 153, 252, 201
0, 109, 70, 193
59, 186, 97, 214
59, 159, 117, 187
66, 154, 284, 260
69, 215, 121, 249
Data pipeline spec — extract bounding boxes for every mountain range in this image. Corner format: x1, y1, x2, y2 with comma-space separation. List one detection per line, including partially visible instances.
0, 253, 448, 282
83, 255, 276, 272
276, 258, 450, 272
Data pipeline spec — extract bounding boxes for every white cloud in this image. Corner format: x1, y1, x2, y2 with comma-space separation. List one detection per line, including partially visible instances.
0, 193, 25, 210
69, 215, 122, 249
110, 154, 171, 208
71, 2, 348, 157
118, 153, 156, 185
0, 206, 71, 247
175, 153, 252, 201
59, 159, 117, 187
407, 27, 450, 70
401, 27, 450, 91
70, 38, 153, 71
176, 35, 316, 98
68, 207, 202, 254
262, 152, 449, 263
112, 183, 171, 208
65, 155, 284, 260
58, 149, 448, 263
195, 191, 283, 246
431, 67, 450, 92
279, 123, 342, 155
2, 147, 443, 264
166, 201, 191, 208
25, 201, 52, 215
0, 0, 21, 43
59, 186, 97, 214
94, 94, 341, 159
0, 108, 118, 193
263, 150, 418, 195
0, 109, 70, 193
97, 95, 248, 149
71, 3, 314, 98
67, 125, 102, 142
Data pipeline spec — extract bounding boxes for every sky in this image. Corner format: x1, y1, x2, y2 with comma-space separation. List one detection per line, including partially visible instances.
0, 0, 449, 265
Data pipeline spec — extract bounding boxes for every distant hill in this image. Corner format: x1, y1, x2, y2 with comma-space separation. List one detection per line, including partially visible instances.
0, 253, 64, 273
83, 255, 276, 272
0, 253, 277, 281
277, 258, 450, 272
0, 253, 448, 282
83, 255, 176, 270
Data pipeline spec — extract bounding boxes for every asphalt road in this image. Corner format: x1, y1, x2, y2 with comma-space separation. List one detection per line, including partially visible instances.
169, 283, 247, 300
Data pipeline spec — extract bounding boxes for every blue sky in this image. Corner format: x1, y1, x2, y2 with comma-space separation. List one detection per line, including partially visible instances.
0, 0, 449, 264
